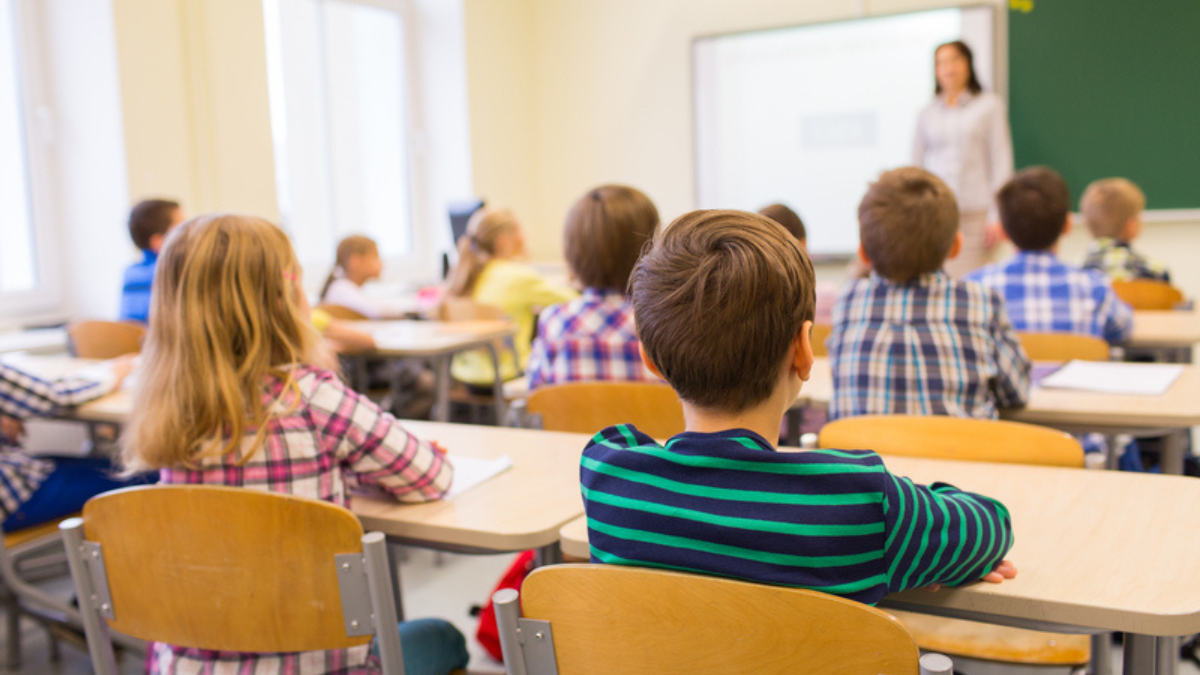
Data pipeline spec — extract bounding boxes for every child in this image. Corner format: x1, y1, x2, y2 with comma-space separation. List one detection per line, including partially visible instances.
0, 356, 153, 531
119, 199, 185, 323
320, 235, 414, 318
526, 185, 659, 390
758, 202, 840, 325
1079, 177, 1170, 283
966, 167, 1133, 345
581, 209, 1016, 605
445, 208, 577, 387
122, 214, 468, 675
829, 168, 1030, 421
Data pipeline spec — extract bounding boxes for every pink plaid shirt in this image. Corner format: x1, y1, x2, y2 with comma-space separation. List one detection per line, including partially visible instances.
149, 365, 453, 675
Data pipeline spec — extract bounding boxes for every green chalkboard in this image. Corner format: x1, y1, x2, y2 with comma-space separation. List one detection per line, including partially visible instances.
1008, 0, 1200, 210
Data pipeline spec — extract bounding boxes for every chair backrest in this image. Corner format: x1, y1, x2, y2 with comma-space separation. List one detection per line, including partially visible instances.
496, 564, 921, 675
67, 321, 145, 359
526, 382, 685, 439
437, 297, 507, 322
810, 323, 832, 357
819, 415, 1084, 468
61, 485, 402, 673
1016, 331, 1110, 362
1111, 279, 1184, 310
315, 303, 369, 321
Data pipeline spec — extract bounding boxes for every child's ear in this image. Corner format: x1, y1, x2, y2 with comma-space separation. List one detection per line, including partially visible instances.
639, 342, 665, 380
857, 244, 871, 269
793, 320, 814, 382
148, 233, 166, 253
1123, 215, 1142, 241
1062, 213, 1073, 237
946, 231, 964, 260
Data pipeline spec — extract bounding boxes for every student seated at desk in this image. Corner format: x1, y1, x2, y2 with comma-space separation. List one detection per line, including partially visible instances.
121, 214, 467, 675
828, 167, 1030, 421
0, 357, 154, 531
527, 185, 659, 389
1079, 177, 1170, 283
581, 209, 1016, 604
320, 235, 415, 319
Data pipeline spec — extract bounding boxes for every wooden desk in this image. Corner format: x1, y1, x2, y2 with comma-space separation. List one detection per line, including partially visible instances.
1129, 309, 1200, 361
559, 454, 1200, 675
346, 320, 517, 423
799, 357, 1200, 474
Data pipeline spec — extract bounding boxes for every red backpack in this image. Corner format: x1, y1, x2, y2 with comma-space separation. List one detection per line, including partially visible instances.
475, 549, 536, 662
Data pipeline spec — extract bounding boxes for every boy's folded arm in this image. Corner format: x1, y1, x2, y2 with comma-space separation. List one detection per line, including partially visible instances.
882, 471, 1014, 595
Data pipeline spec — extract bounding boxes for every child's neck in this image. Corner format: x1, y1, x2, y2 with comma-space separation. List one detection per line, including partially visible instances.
344, 271, 370, 286
682, 396, 790, 449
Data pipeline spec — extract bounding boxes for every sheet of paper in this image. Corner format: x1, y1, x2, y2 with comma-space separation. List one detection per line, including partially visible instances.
1038, 360, 1184, 396
444, 454, 513, 500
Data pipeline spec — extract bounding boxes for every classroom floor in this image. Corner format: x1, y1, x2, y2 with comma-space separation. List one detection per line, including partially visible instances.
0, 547, 1195, 675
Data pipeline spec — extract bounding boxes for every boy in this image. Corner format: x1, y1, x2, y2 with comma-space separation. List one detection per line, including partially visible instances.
119, 199, 184, 323
1079, 177, 1170, 283
828, 167, 1030, 421
580, 209, 1015, 605
966, 167, 1133, 345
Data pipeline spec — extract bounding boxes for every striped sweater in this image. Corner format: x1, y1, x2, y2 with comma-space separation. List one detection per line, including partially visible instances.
581, 425, 1013, 605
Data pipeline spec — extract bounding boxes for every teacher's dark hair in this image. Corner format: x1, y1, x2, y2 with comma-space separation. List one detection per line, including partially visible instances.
934, 40, 983, 95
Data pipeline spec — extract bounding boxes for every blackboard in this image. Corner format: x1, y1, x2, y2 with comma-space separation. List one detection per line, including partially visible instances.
1008, 0, 1200, 210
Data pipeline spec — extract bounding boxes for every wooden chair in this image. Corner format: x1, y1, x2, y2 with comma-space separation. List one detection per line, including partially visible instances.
60, 485, 405, 675
1112, 279, 1185, 310
810, 323, 832, 357
438, 298, 516, 424
1017, 331, 1110, 362
494, 564, 951, 675
525, 382, 685, 439
315, 303, 369, 321
66, 321, 145, 359
818, 415, 1090, 669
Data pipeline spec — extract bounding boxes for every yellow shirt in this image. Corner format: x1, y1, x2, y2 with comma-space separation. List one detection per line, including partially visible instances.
451, 260, 578, 385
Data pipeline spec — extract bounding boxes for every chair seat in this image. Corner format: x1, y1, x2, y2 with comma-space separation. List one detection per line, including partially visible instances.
4, 514, 80, 549
888, 610, 1090, 665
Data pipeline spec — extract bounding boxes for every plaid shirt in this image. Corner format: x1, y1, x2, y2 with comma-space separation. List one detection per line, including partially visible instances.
828, 271, 1030, 421
150, 365, 453, 675
0, 361, 119, 519
1082, 237, 1171, 283
526, 288, 656, 390
965, 251, 1134, 344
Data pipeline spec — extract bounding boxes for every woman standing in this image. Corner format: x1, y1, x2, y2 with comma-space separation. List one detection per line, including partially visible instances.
913, 40, 1013, 277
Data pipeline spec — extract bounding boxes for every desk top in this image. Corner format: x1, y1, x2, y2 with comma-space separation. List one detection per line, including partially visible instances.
1129, 309, 1200, 349
561, 452, 1200, 636
348, 320, 515, 357
0, 328, 68, 355
800, 357, 1200, 432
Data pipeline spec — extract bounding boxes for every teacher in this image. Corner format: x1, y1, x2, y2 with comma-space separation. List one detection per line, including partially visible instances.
912, 40, 1013, 278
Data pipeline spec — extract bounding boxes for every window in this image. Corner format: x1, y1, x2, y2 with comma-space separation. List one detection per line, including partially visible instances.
265, 0, 424, 287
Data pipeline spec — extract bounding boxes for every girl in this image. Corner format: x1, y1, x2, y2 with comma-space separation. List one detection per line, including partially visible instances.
320, 235, 411, 319
445, 208, 576, 387
122, 214, 467, 675
526, 185, 659, 389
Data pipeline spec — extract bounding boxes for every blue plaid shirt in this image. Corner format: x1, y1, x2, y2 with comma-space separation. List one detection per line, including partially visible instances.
965, 251, 1133, 345
527, 288, 656, 390
828, 271, 1030, 421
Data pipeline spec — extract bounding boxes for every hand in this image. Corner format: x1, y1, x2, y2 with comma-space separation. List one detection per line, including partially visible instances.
108, 354, 136, 385
981, 559, 1018, 584
0, 416, 24, 443
983, 221, 1005, 248
430, 441, 448, 456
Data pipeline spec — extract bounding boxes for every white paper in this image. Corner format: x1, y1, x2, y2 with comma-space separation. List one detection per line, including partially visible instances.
444, 455, 513, 500
1038, 361, 1184, 396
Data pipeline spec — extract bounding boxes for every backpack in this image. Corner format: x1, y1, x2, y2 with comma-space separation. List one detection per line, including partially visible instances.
475, 549, 536, 662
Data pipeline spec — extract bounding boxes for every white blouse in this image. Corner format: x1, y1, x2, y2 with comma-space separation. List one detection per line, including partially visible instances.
912, 90, 1013, 217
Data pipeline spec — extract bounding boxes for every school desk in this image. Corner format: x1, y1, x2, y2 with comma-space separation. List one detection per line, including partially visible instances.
559, 454, 1200, 675
344, 319, 517, 423
1128, 309, 1200, 362
799, 357, 1200, 475
0, 328, 68, 355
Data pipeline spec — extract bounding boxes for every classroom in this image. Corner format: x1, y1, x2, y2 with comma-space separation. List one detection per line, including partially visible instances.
1, 0, 1198, 674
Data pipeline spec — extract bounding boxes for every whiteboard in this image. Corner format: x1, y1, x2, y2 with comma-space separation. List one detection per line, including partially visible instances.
694, 7, 995, 257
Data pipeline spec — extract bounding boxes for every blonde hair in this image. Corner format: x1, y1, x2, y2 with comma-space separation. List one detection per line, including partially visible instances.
1081, 178, 1145, 240
445, 208, 519, 297
122, 214, 323, 472
321, 234, 379, 299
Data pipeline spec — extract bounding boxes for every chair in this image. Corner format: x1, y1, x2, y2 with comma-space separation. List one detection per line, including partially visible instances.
315, 303, 369, 321
810, 323, 832, 357
0, 516, 87, 668
525, 382, 685, 439
818, 415, 1090, 670
1017, 331, 1110, 361
60, 485, 405, 675
1112, 279, 1184, 310
67, 321, 145, 359
494, 564, 951, 675
438, 298, 516, 424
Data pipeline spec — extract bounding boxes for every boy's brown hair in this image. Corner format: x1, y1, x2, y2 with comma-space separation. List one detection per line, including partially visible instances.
564, 185, 660, 292
128, 199, 181, 251
1080, 177, 1145, 240
631, 209, 814, 413
996, 166, 1071, 251
858, 167, 958, 283
758, 203, 806, 243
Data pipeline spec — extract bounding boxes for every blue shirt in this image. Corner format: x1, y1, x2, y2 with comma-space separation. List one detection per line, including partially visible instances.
581, 424, 1014, 605
965, 251, 1133, 345
119, 250, 158, 323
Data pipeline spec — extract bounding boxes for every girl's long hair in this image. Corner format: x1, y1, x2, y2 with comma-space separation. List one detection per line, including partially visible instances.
122, 214, 322, 471
445, 208, 518, 297
320, 234, 379, 300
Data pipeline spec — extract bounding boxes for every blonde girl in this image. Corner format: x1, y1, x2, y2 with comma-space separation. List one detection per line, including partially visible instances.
445, 208, 577, 387
320, 234, 410, 319
123, 214, 467, 675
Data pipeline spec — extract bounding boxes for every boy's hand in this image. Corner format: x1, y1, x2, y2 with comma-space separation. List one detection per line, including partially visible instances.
0, 416, 24, 442
981, 559, 1018, 583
